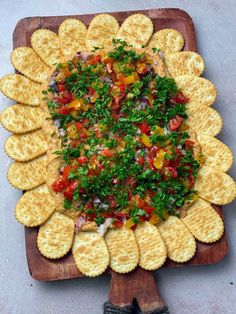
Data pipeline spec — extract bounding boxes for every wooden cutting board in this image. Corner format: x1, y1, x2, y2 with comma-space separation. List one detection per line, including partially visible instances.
13, 8, 228, 312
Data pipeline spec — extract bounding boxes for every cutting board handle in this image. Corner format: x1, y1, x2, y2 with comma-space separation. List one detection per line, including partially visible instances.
103, 268, 169, 314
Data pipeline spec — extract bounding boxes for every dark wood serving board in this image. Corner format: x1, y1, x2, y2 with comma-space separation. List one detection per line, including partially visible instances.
13, 8, 228, 313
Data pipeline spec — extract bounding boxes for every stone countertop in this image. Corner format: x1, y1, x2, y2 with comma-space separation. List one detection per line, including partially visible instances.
0, 1, 235, 313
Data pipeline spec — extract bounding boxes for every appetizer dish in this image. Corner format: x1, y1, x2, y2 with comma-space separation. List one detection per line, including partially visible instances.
0, 13, 235, 277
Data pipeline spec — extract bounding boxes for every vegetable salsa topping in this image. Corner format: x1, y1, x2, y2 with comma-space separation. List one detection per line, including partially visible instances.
45, 40, 201, 230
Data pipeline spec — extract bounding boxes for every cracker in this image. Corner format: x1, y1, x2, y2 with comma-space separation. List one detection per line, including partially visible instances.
117, 14, 153, 48
72, 231, 109, 277
134, 222, 167, 270
5, 129, 47, 162
14, 184, 55, 227
0, 104, 45, 134
175, 75, 217, 106
37, 211, 74, 259
11, 47, 51, 83
197, 134, 233, 172
158, 216, 196, 263
58, 19, 87, 58
165, 51, 204, 77
31, 29, 66, 67
105, 226, 139, 273
148, 28, 184, 54
86, 14, 119, 51
7, 154, 46, 190
0, 74, 41, 106
186, 105, 223, 136
182, 198, 224, 243
195, 166, 236, 205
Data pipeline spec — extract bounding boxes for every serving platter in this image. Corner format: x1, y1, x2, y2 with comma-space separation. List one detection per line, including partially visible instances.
13, 8, 228, 313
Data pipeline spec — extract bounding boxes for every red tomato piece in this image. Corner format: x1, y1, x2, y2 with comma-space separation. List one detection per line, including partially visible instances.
57, 83, 66, 92
137, 156, 144, 166
62, 165, 71, 180
77, 156, 88, 165
165, 166, 178, 178
188, 174, 195, 188
138, 121, 150, 134
51, 177, 68, 192
185, 139, 195, 147
169, 115, 183, 131
170, 91, 189, 104
58, 106, 70, 115
64, 181, 78, 200
56, 97, 69, 105
74, 122, 83, 131
114, 220, 123, 228
88, 87, 96, 97
100, 148, 114, 157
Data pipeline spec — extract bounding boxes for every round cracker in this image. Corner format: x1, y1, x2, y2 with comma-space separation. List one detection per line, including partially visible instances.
11, 47, 51, 83
158, 216, 196, 263
0, 74, 41, 106
134, 222, 167, 270
37, 211, 74, 259
175, 75, 217, 106
31, 29, 66, 67
58, 18, 87, 58
195, 166, 236, 205
117, 14, 153, 48
105, 226, 139, 273
165, 51, 204, 77
86, 14, 119, 51
5, 129, 47, 162
148, 28, 184, 54
186, 104, 223, 136
0, 104, 46, 134
182, 198, 224, 243
72, 231, 109, 277
197, 134, 233, 172
7, 154, 47, 190
15, 184, 55, 227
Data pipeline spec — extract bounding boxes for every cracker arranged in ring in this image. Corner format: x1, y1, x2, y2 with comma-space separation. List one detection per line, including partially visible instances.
105, 226, 139, 273
134, 222, 167, 270
148, 28, 184, 54
186, 104, 223, 136
58, 18, 87, 58
72, 232, 110, 277
31, 29, 66, 67
5, 129, 47, 162
117, 14, 153, 48
0, 74, 41, 106
86, 14, 119, 51
158, 216, 196, 263
182, 198, 224, 243
197, 134, 233, 172
11, 47, 51, 83
175, 75, 217, 106
165, 51, 204, 77
0, 104, 46, 134
14, 184, 55, 227
7, 154, 47, 190
37, 211, 74, 259
195, 166, 236, 205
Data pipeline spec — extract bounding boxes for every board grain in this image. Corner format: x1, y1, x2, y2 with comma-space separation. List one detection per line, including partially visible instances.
13, 9, 228, 285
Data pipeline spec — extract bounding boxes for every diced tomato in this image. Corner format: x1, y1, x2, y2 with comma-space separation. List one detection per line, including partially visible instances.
79, 128, 89, 139
74, 122, 83, 131
119, 84, 126, 92
164, 166, 178, 178
77, 156, 88, 165
169, 115, 183, 131
72, 139, 80, 148
138, 121, 150, 134
62, 90, 73, 102
85, 202, 93, 210
141, 203, 155, 215
187, 174, 195, 188
51, 177, 68, 192
88, 87, 96, 97
185, 139, 195, 147
137, 156, 144, 166
88, 54, 101, 65
56, 97, 69, 105
114, 220, 123, 228
170, 91, 189, 104
58, 106, 70, 115
114, 212, 127, 218
100, 148, 114, 157
62, 165, 71, 180
63, 181, 78, 200
57, 83, 66, 92
107, 196, 117, 208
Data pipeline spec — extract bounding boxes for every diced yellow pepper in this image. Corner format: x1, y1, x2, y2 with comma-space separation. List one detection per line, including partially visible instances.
125, 218, 136, 229
67, 99, 81, 110
67, 126, 77, 139
123, 72, 139, 85
196, 153, 205, 166
153, 149, 165, 169
141, 134, 152, 148
152, 126, 164, 135
179, 123, 189, 131
162, 209, 169, 220
149, 214, 161, 225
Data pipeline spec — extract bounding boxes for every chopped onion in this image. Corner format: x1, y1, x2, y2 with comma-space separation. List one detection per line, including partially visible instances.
80, 51, 90, 61
136, 99, 148, 110
75, 216, 86, 233
99, 203, 109, 209
53, 119, 60, 128
59, 128, 65, 136
93, 197, 101, 204
164, 127, 170, 135
98, 218, 112, 236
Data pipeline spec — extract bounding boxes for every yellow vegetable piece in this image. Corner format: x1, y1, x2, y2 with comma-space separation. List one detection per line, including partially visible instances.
141, 134, 152, 148
162, 210, 169, 220
67, 126, 77, 139
67, 99, 81, 110
123, 72, 139, 85
153, 149, 165, 169
149, 214, 161, 225
125, 218, 136, 229
152, 126, 164, 135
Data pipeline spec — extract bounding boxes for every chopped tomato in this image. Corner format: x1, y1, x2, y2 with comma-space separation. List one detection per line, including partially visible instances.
107, 196, 117, 208
169, 115, 183, 131
187, 174, 195, 188
88, 87, 96, 97
137, 156, 144, 166
64, 181, 78, 200
100, 148, 114, 157
170, 91, 189, 104
58, 106, 70, 115
185, 139, 195, 147
74, 122, 83, 131
138, 121, 150, 134
119, 84, 126, 92
62, 165, 71, 180
57, 83, 66, 92
51, 177, 68, 192
164, 166, 178, 178
88, 54, 101, 65
56, 97, 69, 105
79, 128, 89, 139
114, 220, 123, 228
77, 156, 88, 165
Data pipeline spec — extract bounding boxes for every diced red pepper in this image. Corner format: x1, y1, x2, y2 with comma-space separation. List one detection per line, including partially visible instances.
51, 177, 68, 192
77, 156, 88, 165
169, 115, 183, 131
88, 87, 96, 97
114, 220, 123, 228
138, 121, 150, 134
58, 106, 70, 115
185, 139, 195, 147
137, 156, 144, 166
62, 165, 71, 180
56, 97, 69, 105
100, 148, 114, 157
170, 92, 189, 104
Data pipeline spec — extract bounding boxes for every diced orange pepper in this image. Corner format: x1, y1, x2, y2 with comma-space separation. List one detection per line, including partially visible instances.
67, 99, 81, 110
136, 63, 146, 74
153, 149, 165, 169
123, 72, 139, 85
125, 218, 136, 229
141, 134, 152, 148
149, 214, 161, 225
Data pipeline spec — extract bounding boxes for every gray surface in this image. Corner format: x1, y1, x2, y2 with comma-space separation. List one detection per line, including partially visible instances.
0, 1, 236, 313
